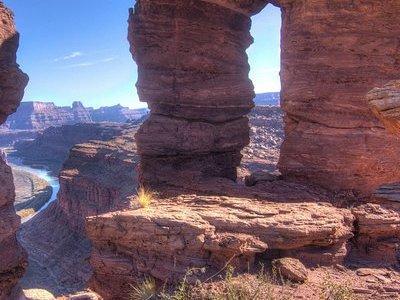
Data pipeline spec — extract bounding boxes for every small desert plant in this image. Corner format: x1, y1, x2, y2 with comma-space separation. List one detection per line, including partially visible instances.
320, 277, 356, 300
136, 186, 155, 208
130, 277, 157, 300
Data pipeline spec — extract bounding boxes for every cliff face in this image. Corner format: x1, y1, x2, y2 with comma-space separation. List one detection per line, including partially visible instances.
19, 126, 139, 295
277, 0, 400, 195
90, 105, 148, 123
0, 2, 28, 298
6, 101, 93, 130
14, 123, 127, 175
5, 101, 149, 131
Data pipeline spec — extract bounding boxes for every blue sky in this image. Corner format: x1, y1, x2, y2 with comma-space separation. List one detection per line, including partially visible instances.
4, 1, 281, 109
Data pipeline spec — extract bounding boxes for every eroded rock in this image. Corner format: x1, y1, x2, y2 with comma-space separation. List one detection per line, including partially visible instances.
0, 2, 28, 298
130, 0, 255, 186
19, 127, 139, 294
86, 195, 353, 299
367, 80, 400, 136
272, 258, 308, 283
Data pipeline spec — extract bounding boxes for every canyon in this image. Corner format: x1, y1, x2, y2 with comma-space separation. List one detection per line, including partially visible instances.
0, 0, 400, 299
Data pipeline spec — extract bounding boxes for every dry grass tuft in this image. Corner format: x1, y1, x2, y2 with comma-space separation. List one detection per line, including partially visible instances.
320, 277, 357, 300
136, 186, 155, 208
130, 277, 157, 300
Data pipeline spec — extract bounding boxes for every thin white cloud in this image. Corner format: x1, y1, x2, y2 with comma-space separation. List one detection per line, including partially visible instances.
54, 51, 83, 62
60, 56, 117, 69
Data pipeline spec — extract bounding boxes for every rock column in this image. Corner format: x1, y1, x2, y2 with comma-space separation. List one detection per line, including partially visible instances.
0, 2, 28, 298
130, 0, 268, 187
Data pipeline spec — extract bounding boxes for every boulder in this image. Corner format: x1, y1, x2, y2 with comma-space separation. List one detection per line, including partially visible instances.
272, 258, 308, 283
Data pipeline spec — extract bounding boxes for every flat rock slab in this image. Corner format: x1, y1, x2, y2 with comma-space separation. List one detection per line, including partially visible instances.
86, 195, 354, 298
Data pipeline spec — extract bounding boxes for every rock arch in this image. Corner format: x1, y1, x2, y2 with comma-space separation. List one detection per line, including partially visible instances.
131, 0, 400, 196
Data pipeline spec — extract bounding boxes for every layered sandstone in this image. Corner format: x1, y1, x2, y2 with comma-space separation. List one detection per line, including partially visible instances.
5, 101, 148, 131
366, 80, 400, 136
130, 0, 257, 186
89, 105, 148, 123
0, 2, 28, 125
277, 1, 400, 195
6, 101, 92, 130
0, 2, 28, 298
14, 123, 127, 175
19, 126, 139, 295
86, 194, 354, 299
131, 0, 400, 195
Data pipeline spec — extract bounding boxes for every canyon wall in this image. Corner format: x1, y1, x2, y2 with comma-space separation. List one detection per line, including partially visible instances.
19, 126, 140, 294
0, 2, 28, 298
14, 123, 127, 175
7, 101, 92, 130
89, 105, 148, 123
5, 101, 148, 130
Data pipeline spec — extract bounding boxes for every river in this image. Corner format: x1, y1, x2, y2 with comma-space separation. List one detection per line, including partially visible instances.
6, 154, 60, 213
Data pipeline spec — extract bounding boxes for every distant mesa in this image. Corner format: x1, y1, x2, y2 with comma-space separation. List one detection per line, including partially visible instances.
254, 92, 280, 106
3, 101, 149, 131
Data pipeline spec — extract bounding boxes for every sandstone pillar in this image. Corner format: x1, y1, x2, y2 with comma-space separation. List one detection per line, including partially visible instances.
0, 2, 28, 298
129, 0, 269, 187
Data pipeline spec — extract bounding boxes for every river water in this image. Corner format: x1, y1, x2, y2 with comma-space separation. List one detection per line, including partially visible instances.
6, 154, 60, 213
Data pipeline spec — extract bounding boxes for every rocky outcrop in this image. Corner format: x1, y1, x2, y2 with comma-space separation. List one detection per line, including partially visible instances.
0, 2, 28, 125
6, 101, 92, 130
130, 0, 257, 187
0, 2, 28, 298
14, 123, 127, 175
86, 194, 353, 299
352, 200, 400, 265
366, 80, 400, 136
89, 105, 148, 123
18, 126, 139, 295
277, 1, 400, 195
0, 128, 38, 147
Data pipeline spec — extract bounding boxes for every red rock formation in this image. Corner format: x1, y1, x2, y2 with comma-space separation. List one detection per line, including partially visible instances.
86, 194, 353, 299
130, 0, 259, 187
277, 1, 400, 195
0, 2, 28, 125
131, 0, 400, 195
19, 127, 139, 295
366, 80, 400, 136
6, 101, 92, 130
14, 123, 127, 175
0, 2, 28, 298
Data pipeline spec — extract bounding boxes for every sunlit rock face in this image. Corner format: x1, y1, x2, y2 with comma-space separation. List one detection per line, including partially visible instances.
131, 0, 400, 195
130, 0, 257, 187
0, 3, 28, 125
277, 0, 400, 195
366, 80, 400, 136
0, 2, 28, 298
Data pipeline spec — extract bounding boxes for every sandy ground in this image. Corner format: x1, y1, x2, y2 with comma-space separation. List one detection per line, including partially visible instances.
12, 167, 52, 218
